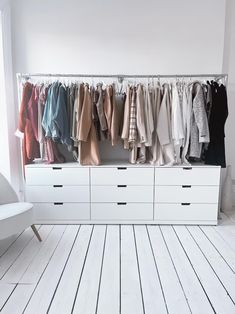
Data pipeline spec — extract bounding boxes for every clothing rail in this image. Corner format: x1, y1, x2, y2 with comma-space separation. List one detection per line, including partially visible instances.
17, 73, 228, 79
16, 73, 228, 87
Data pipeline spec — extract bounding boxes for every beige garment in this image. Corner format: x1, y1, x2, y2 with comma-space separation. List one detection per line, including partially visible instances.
103, 85, 113, 138
110, 84, 119, 146
78, 84, 100, 165
136, 84, 147, 144
149, 85, 164, 165
144, 86, 154, 147
128, 87, 137, 164
71, 84, 84, 148
121, 85, 132, 150
157, 83, 175, 165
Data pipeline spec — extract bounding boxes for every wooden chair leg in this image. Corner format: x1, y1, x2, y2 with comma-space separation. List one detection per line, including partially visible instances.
31, 225, 42, 242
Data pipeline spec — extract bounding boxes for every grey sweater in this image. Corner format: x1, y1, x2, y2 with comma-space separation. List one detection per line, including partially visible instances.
189, 82, 210, 158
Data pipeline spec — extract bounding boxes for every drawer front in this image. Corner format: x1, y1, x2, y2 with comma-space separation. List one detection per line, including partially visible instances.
26, 186, 89, 202
155, 186, 219, 203
154, 203, 218, 221
155, 167, 220, 186
91, 167, 154, 185
25, 167, 89, 185
91, 203, 153, 220
91, 186, 153, 202
33, 203, 90, 220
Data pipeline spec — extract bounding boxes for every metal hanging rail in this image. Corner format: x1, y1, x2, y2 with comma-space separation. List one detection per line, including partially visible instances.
17, 73, 228, 79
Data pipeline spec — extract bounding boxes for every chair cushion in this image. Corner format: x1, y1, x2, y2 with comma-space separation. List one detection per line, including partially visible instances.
0, 202, 33, 220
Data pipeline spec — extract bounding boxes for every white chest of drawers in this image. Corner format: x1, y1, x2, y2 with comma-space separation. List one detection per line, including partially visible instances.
25, 163, 220, 225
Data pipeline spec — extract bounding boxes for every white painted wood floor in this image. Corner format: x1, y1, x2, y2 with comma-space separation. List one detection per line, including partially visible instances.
1, 213, 235, 314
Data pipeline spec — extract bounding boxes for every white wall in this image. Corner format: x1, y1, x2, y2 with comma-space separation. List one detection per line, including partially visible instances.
223, 0, 235, 202
0, 1, 19, 191
11, 0, 225, 74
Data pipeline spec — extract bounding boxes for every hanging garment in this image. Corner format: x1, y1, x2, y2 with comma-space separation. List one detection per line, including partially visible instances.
157, 83, 175, 165
115, 92, 125, 137
42, 82, 60, 138
66, 83, 78, 159
38, 84, 49, 159
53, 84, 71, 147
96, 83, 108, 133
136, 84, 147, 164
44, 138, 65, 164
128, 87, 137, 164
110, 85, 119, 146
18, 82, 40, 165
67, 84, 76, 141
144, 86, 154, 147
181, 84, 192, 164
42, 82, 71, 147
28, 85, 39, 141
90, 86, 101, 141
205, 83, 228, 167
72, 83, 84, 148
78, 84, 100, 165
149, 84, 164, 165
136, 84, 147, 144
189, 82, 210, 158
171, 84, 184, 164
103, 85, 113, 138
121, 85, 132, 150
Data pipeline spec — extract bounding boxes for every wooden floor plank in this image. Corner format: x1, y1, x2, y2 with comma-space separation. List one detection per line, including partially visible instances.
48, 225, 93, 314
0, 233, 22, 257
0, 284, 15, 310
19, 225, 66, 284
23, 226, 78, 314
1, 225, 53, 284
188, 225, 235, 302
134, 226, 167, 314
72, 225, 106, 314
96, 225, 120, 314
174, 225, 235, 314
0, 228, 35, 279
121, 225, 144, 314
1, 284, 34, 314
201, 225, 235, 272
147, 226, 190, 314
160, 226, 214, 314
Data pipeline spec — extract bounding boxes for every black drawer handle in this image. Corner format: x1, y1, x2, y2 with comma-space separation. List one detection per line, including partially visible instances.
52, 167, 62, 170
181, 203, 191, 206
182, 185, 192, 188
117, 167, 127, 170
117, 202, 127, 205
54, 202, 63, 205
183, 167, 192, 170
117, 185, 127, 188
53, 185, 63, 188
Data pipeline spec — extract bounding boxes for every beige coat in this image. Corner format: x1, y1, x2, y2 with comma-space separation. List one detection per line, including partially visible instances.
78, 84, 100, 165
